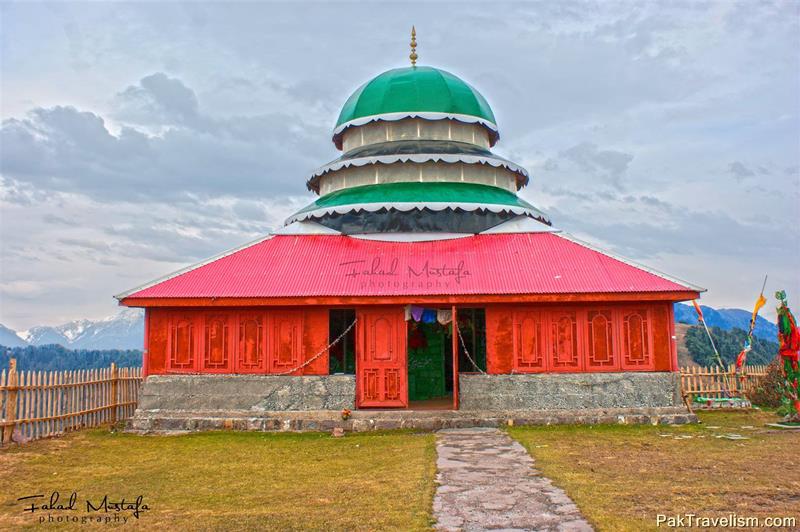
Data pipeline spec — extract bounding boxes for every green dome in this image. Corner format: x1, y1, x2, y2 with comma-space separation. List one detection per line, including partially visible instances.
334, 66, 497, 137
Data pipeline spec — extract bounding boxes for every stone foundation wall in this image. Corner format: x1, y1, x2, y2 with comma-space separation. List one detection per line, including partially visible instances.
129, 372, 694, 433
137, 372, 681, 414
459, 372, 681, 411
137, 374, 356, 412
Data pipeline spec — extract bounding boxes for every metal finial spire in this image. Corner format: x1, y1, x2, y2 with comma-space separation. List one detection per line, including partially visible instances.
410, 26, 418, 67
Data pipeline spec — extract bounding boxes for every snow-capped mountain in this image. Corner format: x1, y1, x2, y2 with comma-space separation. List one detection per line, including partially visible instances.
20, 319, 91, 346
4, 309, 144, 350
0, 324, 28, 347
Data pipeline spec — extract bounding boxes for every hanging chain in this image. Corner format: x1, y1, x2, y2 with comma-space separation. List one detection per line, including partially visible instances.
274, 318, 357, 376
455, 320, 487, 375
275, 316, 485, 377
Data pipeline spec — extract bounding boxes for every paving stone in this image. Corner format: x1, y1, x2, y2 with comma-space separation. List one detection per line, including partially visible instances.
433, 428, 593, 531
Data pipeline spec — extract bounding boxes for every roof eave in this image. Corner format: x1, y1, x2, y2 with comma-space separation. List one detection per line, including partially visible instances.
114, 234, 275, 303
285, 202, 550, 226
555, 232, 707, 293
119, 290, 704, 308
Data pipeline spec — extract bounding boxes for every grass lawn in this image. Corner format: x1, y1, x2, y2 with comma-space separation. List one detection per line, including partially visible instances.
0, 429, 437, 531
509, 410, 800, 531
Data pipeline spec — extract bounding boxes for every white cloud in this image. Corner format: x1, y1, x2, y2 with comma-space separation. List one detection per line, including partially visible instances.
0, 280, 46, 297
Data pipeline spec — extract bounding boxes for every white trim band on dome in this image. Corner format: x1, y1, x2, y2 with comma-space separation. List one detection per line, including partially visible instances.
332, 112, 499, 138
308, 153, 529, 181
285, 202, 549, 226
350, 232, 474, 243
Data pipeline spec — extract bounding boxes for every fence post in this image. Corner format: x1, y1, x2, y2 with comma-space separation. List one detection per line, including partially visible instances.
110, 363, 118, 425
3, 358, 18, 444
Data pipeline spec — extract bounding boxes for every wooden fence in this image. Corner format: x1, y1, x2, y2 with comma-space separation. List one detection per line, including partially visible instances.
1, 359, 142, 445
680, 364, 769, 400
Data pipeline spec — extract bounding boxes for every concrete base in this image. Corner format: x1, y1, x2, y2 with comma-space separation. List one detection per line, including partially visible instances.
459, 372, 682, 411
128, 406, 696, 434
138, 374, 356, 411
128, 372, 695, 434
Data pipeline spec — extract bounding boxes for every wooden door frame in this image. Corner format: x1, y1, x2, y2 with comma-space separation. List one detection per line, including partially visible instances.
452, 305, 459, 410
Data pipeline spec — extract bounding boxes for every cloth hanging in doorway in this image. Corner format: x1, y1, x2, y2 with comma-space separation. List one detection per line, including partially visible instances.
404, 305, 412, 321
409, 323, 427, 349
422, 309, 437, 323
436, 309, 453, 325
410, 305, 424, 322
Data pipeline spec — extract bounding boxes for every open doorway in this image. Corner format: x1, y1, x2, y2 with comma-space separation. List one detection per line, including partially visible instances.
408, 319, 452, 409
405, 307, 487, 410
455, 308, 487, 373
329, 309, 356, 375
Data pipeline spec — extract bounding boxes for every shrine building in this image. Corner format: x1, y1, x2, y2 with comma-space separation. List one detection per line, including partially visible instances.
118, 36, 702, 430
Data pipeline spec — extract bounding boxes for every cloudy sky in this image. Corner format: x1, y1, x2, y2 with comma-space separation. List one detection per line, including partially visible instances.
1, 1, 798, 330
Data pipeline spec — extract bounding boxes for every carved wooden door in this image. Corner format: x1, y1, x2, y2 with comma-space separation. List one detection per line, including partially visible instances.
356, 308, 407, 408
269, 310, 303, 374
513, 310, 547, 372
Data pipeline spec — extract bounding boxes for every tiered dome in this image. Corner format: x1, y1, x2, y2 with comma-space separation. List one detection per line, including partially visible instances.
286, 64, 549, 235
332, 66, 499, 148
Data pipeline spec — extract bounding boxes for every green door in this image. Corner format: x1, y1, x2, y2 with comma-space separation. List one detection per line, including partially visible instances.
408, 323, 446, 401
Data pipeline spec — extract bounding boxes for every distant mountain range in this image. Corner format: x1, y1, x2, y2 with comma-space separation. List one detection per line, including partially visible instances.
0, 304, 779, 352
1, 309, 144, 350
673, 303, 777, 341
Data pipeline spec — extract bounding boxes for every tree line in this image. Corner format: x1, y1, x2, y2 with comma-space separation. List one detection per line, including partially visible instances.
685, 325, 778, 367
1, 344, 143, 371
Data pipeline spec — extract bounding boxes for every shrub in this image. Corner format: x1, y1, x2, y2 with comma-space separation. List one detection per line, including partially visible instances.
749, 359, 785, 408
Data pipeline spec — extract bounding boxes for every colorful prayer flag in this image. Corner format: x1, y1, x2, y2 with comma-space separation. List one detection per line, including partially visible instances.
692, 300, 704, 322
751, 293, 767, 324
737, 288, 768, 374
735, 348, 747, 370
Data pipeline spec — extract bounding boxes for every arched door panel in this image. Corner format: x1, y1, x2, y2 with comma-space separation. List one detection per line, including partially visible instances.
356, 308, 407, 408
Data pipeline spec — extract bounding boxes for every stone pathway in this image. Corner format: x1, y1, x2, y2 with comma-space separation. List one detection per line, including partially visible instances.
433, 428, 592, 531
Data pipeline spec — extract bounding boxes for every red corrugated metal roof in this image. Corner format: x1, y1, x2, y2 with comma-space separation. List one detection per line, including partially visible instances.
119, 233, 700, 300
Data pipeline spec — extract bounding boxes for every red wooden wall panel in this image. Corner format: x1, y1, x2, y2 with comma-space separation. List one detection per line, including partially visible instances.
202, 313, 234, 372
668, 303, 678, 371
148, 309, 168, 374
236, 311, 267, 373
146, 308, 320, 375
486, 306, 514, 374
512, 310, 546, 372
619, 308, 655, 371
651, 303, 673, 371
486, 303, 670, 374
167, 312, 198, 372
269, 310, 304, 375
585, 309, 618, 371
302, 308, 330, 375
549, 309, 582, 371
